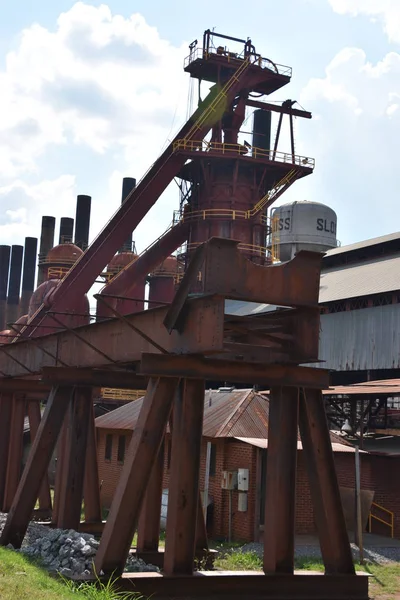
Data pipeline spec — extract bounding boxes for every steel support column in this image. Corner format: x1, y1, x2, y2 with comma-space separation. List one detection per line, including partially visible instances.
57, 387, 92, 530
263, 387, 298, 574
0, 386, 73, 548
52, 416, 69, 525
299, 389, 355, 574
27, 400, 52, 512
164, 379, 205, 575
137, 440, 165, 552
83, 399, 102, 523
95, 377, 179, 575
0, 393, 13, 509
3, 396, 26, 511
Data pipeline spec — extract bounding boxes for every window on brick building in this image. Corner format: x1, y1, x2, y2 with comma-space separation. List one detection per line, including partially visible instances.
117, 435, 126, 464
105, 434, 113, 461
209, 443, 217, 476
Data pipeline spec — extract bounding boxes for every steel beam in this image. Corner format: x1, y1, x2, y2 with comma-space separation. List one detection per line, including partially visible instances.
137, 440, 165, 552
0, 393, 13, 509
298, 389, 355, 574
52, 416, 69, 526
95, 377, 179, 575
3, 396, 26, 511
0, 297, 225, 378
0, 380, 51, 393
83, 399, 102, 523
246, 98, 312, 118
164, 379, 205, 575
27, 401, 52, 512
139, 354, 330, 388
263, 387, 298, 574
42, 367, 148, 389
0, 386, 73, 548
57, 387, 92, 530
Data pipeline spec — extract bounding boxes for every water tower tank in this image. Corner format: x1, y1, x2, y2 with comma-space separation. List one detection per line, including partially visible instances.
271, 200, 338, 262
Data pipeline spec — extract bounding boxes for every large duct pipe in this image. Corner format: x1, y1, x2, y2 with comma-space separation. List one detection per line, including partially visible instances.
74, 195, 91, 251
37, 216, 56, 286
20, 237, 38, 317
59, 217, 74, 244
119, 178, 136, 253
6, 245, 23, 326
0, 245, 11, 330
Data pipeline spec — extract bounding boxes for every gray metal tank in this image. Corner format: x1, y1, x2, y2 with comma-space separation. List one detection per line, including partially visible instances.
270, 200, 338, 262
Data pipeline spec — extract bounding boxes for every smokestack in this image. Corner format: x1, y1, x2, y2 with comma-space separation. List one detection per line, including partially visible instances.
59, 217, 74, 244
37, 216, 56, 286
119, 178, 136, 253
252, 109, 272, 153
74, 195, 91, 251
0, 245, 11, 330
20, 237, 38, 317
6, 245, 23, 326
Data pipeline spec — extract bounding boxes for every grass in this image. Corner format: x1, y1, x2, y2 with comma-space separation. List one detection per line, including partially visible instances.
214, 549, 400, 599
0, 548, 140, 600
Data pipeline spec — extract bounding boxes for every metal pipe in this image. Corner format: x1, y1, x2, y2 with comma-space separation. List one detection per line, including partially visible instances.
20, 237, 38, 317
74, 195, 91, 251
0, 246, 11, 330
6, 245, 23, 326
119, 178, 136, 253
59, 218, 74, 245
37, 217, 56, 286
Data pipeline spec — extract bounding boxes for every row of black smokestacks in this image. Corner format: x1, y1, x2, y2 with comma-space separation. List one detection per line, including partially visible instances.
0, 177, 137, 331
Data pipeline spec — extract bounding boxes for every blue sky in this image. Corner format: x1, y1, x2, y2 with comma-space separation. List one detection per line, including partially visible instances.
0, 0, 399, 255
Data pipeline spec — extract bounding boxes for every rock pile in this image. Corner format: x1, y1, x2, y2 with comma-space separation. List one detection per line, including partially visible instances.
0, 512, 160, 577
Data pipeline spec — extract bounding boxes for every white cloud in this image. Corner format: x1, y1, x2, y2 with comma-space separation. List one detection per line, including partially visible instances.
328, 0, 400, 43
0, 2, 191, 250
298, 46, 400, 243
0, 175, 76, 245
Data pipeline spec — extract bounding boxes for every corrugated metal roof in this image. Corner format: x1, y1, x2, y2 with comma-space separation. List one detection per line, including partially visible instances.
234, 437, 361, 453
320, 254, 400, 303
325, 232, 400, 257
95, 390, 352, 450
324, 385, 400, 396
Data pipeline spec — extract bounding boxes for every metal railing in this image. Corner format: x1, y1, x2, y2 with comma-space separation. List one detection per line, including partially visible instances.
184, 47, 292, 78
368, 501, 394, 538
179, 240, 270, 259
100, 388, 146, 402
48, 267, 69, 279
172, 139, 315, 169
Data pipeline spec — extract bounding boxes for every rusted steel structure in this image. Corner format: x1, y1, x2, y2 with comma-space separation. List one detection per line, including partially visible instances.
0, 30, 367, 599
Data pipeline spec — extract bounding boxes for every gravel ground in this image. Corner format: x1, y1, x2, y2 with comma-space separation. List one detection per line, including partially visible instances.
241, 541, 400, 564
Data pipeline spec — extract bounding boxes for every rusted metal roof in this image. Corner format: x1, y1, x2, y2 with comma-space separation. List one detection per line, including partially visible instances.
325, 232, 400, 257
95, 389, 351, 450
235, 437, 364, 453
323, 378, 400, 397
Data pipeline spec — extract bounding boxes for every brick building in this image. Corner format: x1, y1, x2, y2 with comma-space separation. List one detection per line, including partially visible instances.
95, 389, 400, 542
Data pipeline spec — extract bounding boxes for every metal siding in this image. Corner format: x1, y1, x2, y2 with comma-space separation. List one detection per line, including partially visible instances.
318, 304, 400, 371
326, 231, 400, 257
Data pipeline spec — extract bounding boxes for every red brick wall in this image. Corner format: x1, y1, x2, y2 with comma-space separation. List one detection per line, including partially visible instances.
97, 429, 400, 542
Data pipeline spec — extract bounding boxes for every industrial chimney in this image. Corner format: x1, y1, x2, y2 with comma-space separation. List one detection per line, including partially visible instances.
119, 177, 136, 253
6, 245, 23, 326
0, 246, 11, 330
59, 217, 74, 244
37, 216, 56, 286
20, 237, 38, 317
74, 195, 91, 251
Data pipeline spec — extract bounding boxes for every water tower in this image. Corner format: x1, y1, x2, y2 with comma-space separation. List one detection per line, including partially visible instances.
271, 200, 338, 262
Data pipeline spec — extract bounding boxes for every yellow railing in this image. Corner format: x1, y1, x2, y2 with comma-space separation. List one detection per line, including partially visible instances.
184, 56, 251, 141
48, 267, 69, 279
248, 169, 299, 218
368, 502, 394, 538
179, 241, 270, 259
100, 388, 146, 401
184, 47, 292, 78
172, 139, 315, 169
